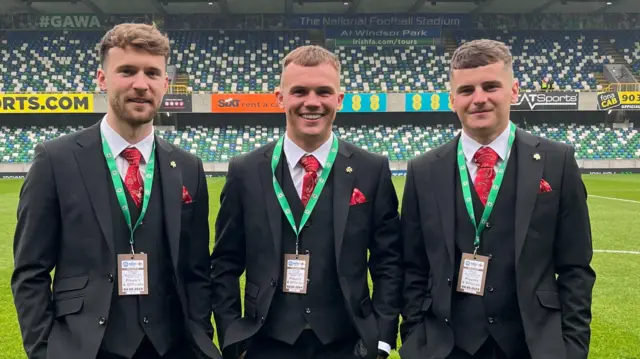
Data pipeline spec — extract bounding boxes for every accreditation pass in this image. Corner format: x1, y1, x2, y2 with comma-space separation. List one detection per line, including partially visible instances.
283, 254, 309, 294
456, 253, 489, 296
117, 253, 149, 295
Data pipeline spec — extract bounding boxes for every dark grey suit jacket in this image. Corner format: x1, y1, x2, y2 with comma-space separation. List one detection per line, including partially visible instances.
211, 139, 403, 359
399, 128, 596, 359
11, 122, 221, 359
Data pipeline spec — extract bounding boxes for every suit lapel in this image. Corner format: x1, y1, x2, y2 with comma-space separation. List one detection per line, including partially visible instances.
513, 129, 543, 267
259, 143, 283, 260
74, 123, 115, 257
433, 138, 458, 266
333, 141, 354, 265
155, 138, 183, 272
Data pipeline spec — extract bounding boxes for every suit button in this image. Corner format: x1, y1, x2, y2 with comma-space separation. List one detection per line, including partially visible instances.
260, 317, 265, 324
108, 274, 114, 282
98, 317, 106, 325
485, 222, 492, 228
487, 253, 493, 260
488, 317, 495, 324
270, 279, 276, 287
143, 317, 149, 324
487, 285, 494, 293
304, 220, 312, 228
447, 277, 452, 286
305, 250, 311, 255
305, 308, 311, 314
444, 318, 449, 323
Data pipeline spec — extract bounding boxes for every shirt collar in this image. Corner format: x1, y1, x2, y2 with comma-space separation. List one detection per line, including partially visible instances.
100, 115, 155, 164
461, 124, 511, 164
283, 132, 334, 170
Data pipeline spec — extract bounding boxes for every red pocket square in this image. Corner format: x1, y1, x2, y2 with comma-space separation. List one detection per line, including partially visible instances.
350, 188, 367, 205
182, 186, 193, 204
539, 179, 552, 193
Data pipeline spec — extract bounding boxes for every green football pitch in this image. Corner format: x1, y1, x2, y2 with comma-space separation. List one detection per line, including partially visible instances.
0, 175, 638, 359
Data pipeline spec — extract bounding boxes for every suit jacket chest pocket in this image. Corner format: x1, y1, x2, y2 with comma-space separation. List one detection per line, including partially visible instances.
530, 191, 559, 235
180, 203, 195, 230
347, 202, 372, 226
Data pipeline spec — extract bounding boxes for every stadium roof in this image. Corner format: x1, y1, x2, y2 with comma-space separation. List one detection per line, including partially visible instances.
1, 0, 638, 15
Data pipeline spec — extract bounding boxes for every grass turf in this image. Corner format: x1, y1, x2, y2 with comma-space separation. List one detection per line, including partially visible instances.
0, 175, 638, 358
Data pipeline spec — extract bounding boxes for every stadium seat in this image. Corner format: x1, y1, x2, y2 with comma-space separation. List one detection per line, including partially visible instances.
1, 124, 637, 163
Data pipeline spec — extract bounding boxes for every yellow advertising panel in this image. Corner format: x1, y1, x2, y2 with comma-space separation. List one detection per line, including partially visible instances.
618, 92, 640, 108
0, 94, 94, 113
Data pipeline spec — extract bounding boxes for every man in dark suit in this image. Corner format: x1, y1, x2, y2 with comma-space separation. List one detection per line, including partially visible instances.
399, 39, 595, 359
11, 23, 221, 359
211, 45, 402, 359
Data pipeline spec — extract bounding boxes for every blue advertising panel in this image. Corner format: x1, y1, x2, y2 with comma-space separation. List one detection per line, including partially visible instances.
289, 14, 469, 29
325, 27, 442, 39
340, 93, 387, 113
405, 92, 453, 112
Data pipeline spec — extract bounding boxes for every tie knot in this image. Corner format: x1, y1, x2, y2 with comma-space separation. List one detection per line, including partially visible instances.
300, 155, 320, 173
473, 147, 499, 169
121, 147, 142, 166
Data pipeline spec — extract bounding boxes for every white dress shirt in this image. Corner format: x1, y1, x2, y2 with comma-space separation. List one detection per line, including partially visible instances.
460, 124, 512, 184
282, 132, 392, 355
100, 116, 155, 182
283, 133, 334, 198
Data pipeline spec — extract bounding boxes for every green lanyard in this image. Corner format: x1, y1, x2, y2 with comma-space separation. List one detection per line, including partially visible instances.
457, 121, 516, 255
100, 132, 156, 254
272, 134, 339, 256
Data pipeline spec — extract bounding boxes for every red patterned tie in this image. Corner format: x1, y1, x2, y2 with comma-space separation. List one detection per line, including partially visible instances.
299, 155, 321, 207
121, 147, 144, 208
473, 147, 499, 206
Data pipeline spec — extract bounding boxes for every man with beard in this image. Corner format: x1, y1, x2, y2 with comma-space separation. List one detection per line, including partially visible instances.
11, 23, 221, 359
398, 39, 595, 359
211, 45, 402, 359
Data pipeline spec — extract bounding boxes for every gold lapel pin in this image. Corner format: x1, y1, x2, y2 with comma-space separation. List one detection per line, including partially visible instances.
533, 153, 541, 161
170, 161, 176, 168
346, 166, 353, 173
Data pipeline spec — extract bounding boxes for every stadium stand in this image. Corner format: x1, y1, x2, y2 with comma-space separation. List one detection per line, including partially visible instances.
0, 29, 629, 93
609, 31, 640, 75
0, 31, 103, 93
454, 31, 608, 91
168, 30, 310, 93
1, 124, 638, 164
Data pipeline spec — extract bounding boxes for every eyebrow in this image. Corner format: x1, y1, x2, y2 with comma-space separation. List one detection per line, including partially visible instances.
289, 86, 336, 93
456, 80, 502, 93
116, 64, 162, 73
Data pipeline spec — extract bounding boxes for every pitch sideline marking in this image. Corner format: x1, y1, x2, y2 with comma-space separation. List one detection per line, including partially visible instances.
594, 249, 640, 255
590, 195, 640, 204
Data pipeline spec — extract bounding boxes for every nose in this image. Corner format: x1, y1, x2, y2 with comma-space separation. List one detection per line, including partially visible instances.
472, 89, 488, 105
303, 92, 322, 109
131, 72, 150, 92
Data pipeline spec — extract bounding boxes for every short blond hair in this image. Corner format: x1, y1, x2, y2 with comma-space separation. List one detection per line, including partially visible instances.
98, 23, 170, 68
281, 45, 341, 73
450, 39, 513, 77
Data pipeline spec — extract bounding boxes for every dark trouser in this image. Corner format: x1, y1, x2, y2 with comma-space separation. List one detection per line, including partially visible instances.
446, 337, 531, 359
97, 336, 198, 359
245, 329, 360, 359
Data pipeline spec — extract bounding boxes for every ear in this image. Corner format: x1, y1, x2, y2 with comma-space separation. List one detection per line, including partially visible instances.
275, 86, 285, 109
97, 67, 107, 92
449, 91, 456, 112
511, 78, 520, 104
164, 73, 169, 93
337, 90, 345, 108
